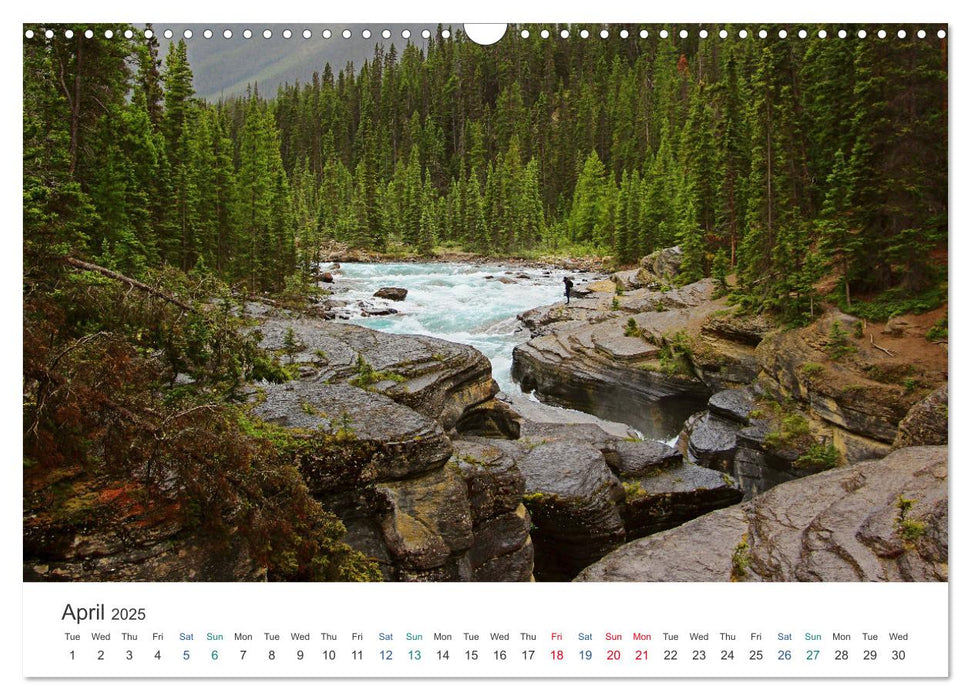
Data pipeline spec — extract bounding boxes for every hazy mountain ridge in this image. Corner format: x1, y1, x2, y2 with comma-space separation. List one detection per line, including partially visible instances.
159, 23, 435, 100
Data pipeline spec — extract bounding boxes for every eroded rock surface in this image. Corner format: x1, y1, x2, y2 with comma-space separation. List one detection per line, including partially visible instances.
251, 303, 500, 433
576, 446, 947, 582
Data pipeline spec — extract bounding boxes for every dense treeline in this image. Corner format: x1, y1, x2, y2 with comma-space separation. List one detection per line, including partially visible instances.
25, 23, 946, 318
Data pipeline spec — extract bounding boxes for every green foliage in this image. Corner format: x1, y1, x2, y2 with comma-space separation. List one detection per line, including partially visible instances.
348, 355, 407, 390
764, 412, 812, 450
841, 284, 947, 322
624, 318, 640, 337
925, 318, 948, 342
800, 362, 824, 379
730, 533, 751, 582
23, 261, 379, 582
895, 495, 927, 544
611, 296, 621, 311
282, 327, 300, 364
794, 443, 841, 470
825, 321, 856, 360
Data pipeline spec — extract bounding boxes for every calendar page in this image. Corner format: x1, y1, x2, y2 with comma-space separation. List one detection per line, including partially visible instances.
18, 0, 956, 692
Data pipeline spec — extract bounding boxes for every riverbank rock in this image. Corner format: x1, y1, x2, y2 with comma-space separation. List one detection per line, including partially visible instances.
374, 287, 408, 301
756, 310, 947, 463
511, 279, 740, 438
576, 446, 947, 582
450, 440, 533, 581
518, 440, 627, 580
894, 384, 948, 448
456, 418, 742, 580
250, 304, 501, 433
23, 488, 265, 582
250, 380, 534, 581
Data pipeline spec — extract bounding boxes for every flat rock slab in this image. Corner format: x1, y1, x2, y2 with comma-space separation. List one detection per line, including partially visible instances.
592, 326, 660, 362
576, 446, 947, 582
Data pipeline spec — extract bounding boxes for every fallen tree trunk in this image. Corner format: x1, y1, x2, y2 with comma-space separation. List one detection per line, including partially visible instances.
65, 257, 194, 312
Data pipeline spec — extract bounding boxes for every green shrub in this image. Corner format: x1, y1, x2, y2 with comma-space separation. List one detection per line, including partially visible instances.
826, 321, 855, 360
895, 495, 927, 544
800, 362, 823, 379
624, 318, 640, 337
925, 318, 948, 342
794, 443, 840, 469
348, 354, 406, 390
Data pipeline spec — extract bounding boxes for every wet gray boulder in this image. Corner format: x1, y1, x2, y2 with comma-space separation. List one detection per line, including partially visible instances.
604, 439, 682, 478
374, 287, 408, 301
620, 461, 743, 539
576, 446, 947, 582
518, 440, 626, 580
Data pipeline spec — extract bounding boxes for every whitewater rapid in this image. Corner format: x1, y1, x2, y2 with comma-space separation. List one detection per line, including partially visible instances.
327, 262, 579, 393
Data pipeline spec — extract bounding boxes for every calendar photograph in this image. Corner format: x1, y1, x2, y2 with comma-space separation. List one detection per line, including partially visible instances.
23, 23, 948, 587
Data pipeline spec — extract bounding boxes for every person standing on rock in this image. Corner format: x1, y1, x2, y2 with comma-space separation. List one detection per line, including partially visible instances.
563, 276, 574, 304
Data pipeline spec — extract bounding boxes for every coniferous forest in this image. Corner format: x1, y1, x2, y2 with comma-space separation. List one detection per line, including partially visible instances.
23, 24, 948, 582
26, 24, 947, 317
